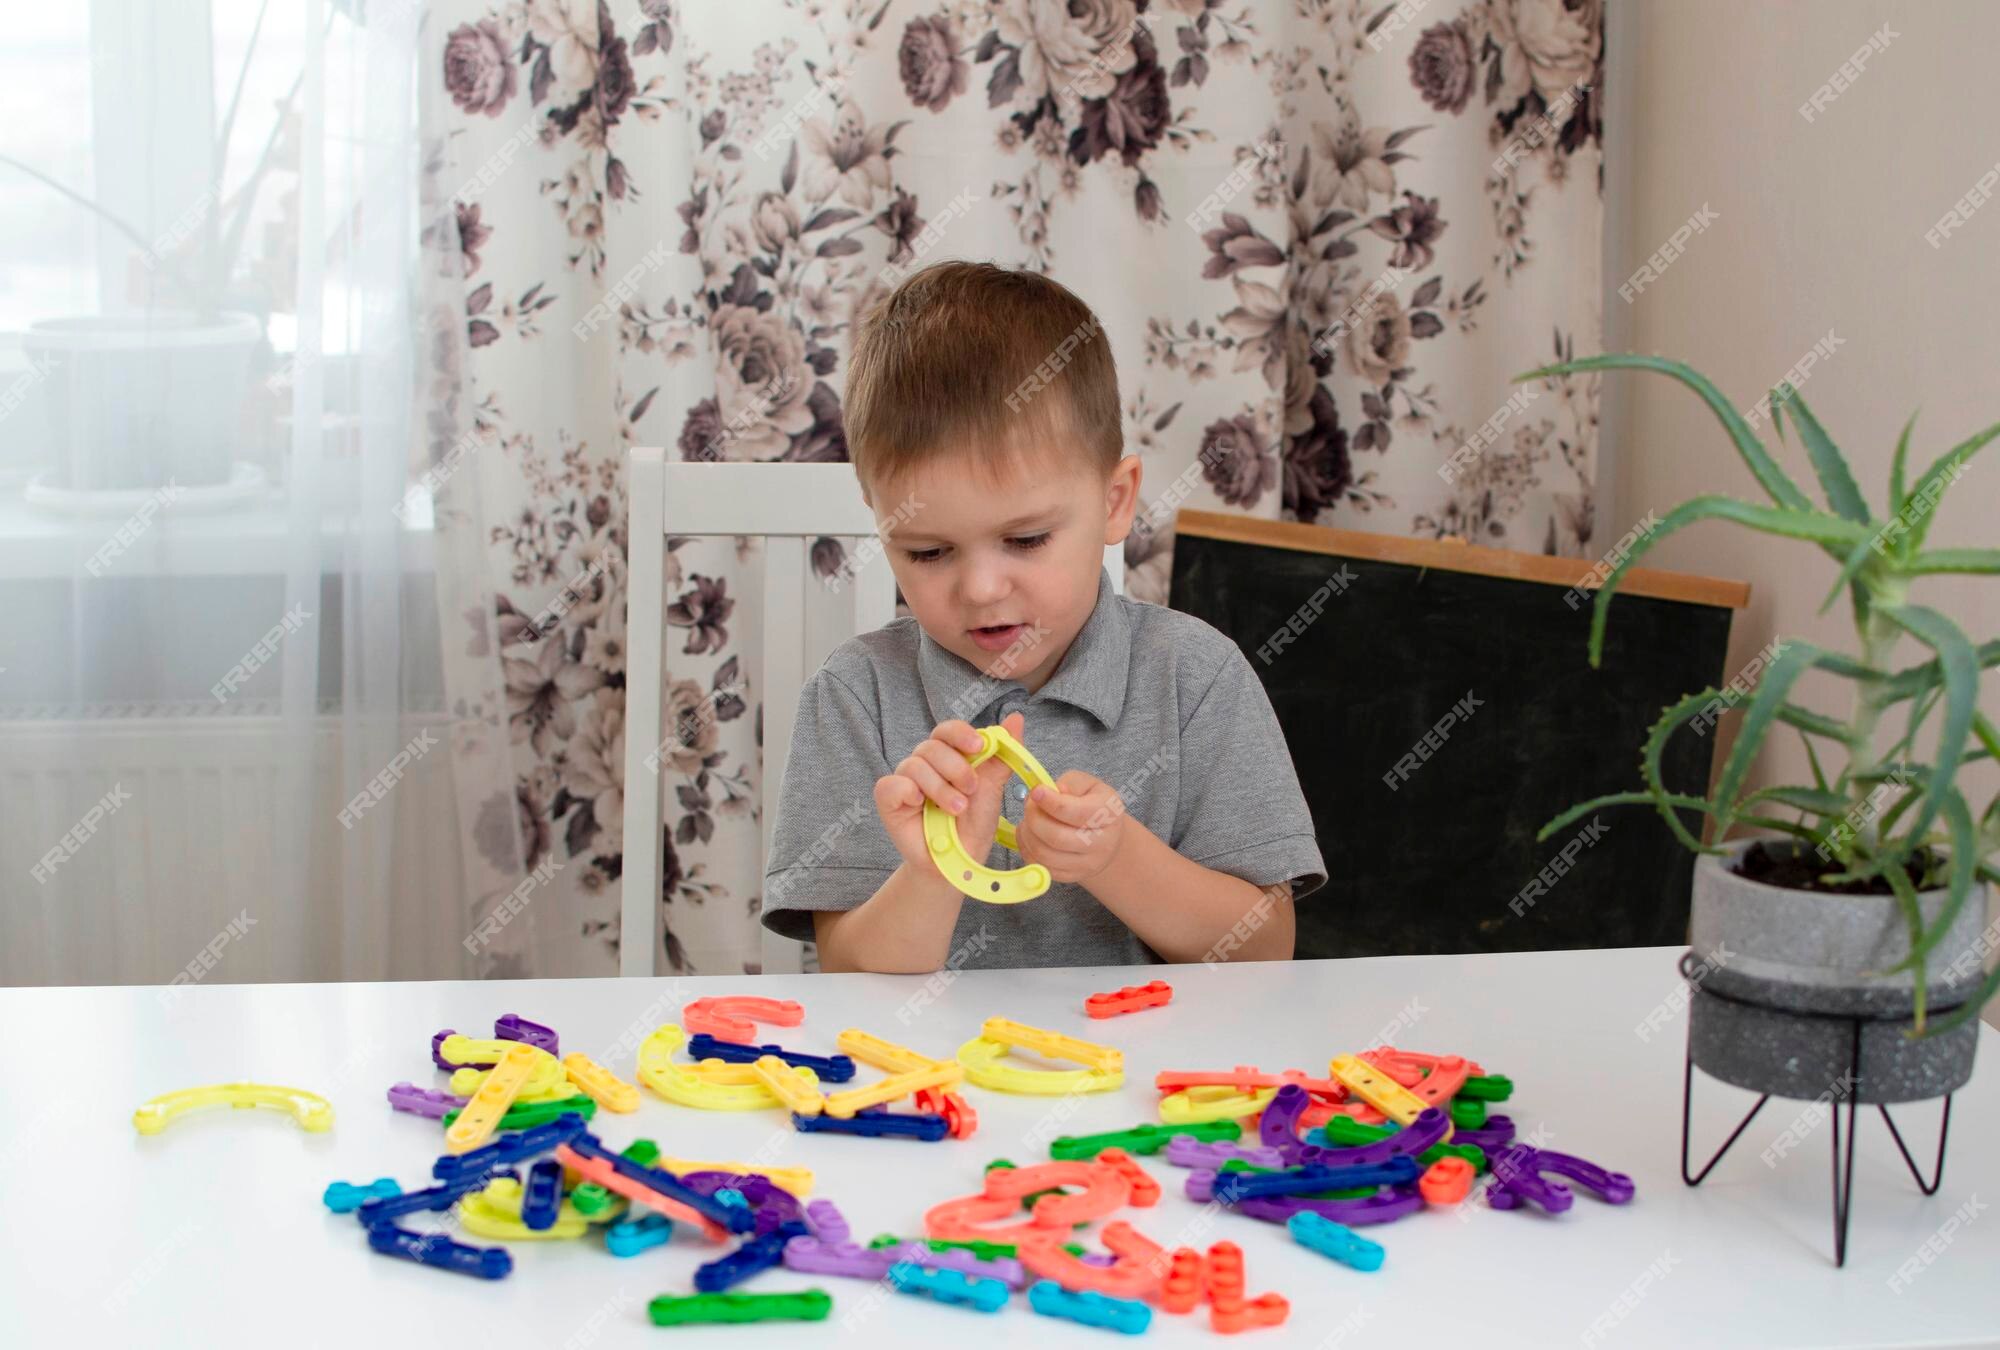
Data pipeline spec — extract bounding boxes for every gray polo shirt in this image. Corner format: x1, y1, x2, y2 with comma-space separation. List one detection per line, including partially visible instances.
762, 570, 1326, 968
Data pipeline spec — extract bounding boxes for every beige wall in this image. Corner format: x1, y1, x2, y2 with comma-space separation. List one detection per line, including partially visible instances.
1604, 2, 1999, 1020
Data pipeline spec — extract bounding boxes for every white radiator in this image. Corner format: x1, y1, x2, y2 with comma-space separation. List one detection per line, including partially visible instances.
2, 707, 466, 986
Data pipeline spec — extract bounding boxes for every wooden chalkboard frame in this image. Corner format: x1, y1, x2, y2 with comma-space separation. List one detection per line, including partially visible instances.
1169, 509, 1752, 960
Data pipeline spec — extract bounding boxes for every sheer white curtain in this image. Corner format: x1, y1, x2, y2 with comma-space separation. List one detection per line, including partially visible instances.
0, 0, 523, 986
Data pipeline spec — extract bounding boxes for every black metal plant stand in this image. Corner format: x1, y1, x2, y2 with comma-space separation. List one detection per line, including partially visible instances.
1677, 952, 1955, 1267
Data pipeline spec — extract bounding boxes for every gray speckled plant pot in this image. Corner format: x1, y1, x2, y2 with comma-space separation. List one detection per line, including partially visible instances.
1686, 839, 1987, 1104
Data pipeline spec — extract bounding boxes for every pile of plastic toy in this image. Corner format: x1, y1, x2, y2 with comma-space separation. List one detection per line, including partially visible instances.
307, 984, 1634, 1332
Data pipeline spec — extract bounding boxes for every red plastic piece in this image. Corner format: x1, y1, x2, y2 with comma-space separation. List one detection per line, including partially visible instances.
1085, 979, 1173, 1019
1419, 1155, 1476, 1205
680, 996, 804, 1045
1155, 1065, 1347, 1097
1018, 1221, 1164, 1299
924, 1191, 1042, 1244
988, 1160, 1132, 1228
1157, 1247, 1205, 1314
1092, 1148, 1161, 1207
914, 1087, 977, 1139
1362, 1047, 1474, 1106
1204, 1240, 1288, 1334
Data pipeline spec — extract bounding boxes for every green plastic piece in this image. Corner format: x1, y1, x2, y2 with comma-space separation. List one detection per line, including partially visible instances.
648, 1290, 832, 1326
867, 1234, 1088, 1259
1448, 1097, 1488, 1129
441, 1094, 596, 1130
624, 1139, 661, 1167
1317, 1117, 1488, 1172
1048, 1119, 1241, 1160
571, 1138, 657, 1214
1457, 1074, 1513, 1101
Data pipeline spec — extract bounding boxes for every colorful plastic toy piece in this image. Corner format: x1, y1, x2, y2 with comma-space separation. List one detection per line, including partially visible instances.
1509, 1147, 1633, 1204
1237, 1188, 1425, 1227
132, 1082, 334, 1136
1456, 1073, 1514, 1101
1213, 1157, 1420, 1204
647, 1290, 831, 1327
784, 1233, 899, 1281
432, 1028, 488, 1071
561, 1134, 752, 1234
521, 1158, 563, 1231
1084, 980, 1173, 1019
437, 1034, 522, 1068
1286, 1212, 1384, 1271
753, 1055, 828, 1117
1204, 1240, 1291, 1333
431, 1111, 587, 1182
658, 1157, 815, 1198
987, 1159, 1133, 1228
1419, 1156, 1476, 1205
923, 724, 1058, 903
358, 1170, 508, 1227
560, 1053, 639, 1113
686, 1034, 857, 1082
458, 1183, 589, 1240
914, 1087, 978, 1138
694, 1222, 808, 1292
793, 1107, 947, 1141
441, 1094, 597, 1132
368, 1224, 511, 1279
1154, 1065, 1349, 1096
1453, 1115, 1517, 1150
1362, 1048, 1470, 1111
556, 1146, 732, 1240
1310, 1115, 1488, 1171
323, 1178, 400, 1213
1053, 1120, 1240, 1160
1487, 1145, 1575, 1213
388, 1082, 467, 1119
835, 1028, 944, 1074
674, 1173, 805, 1235
681, 996, 806, 1046
443, 1043, 543, 1153
1163, 1135, 1288, 1171
1449, 1097, 1489, 1130
823, 1057, 963, 1118
888, 1261, 1010, 1312
1091, 1149, 1161, 1207
637, 1024, 821, 1111
983, 1018, 1122, 1071
494, 1013, 560, 1056
1328, 1055, 1446, 1135
1158, 1085, 1278, 1125
1029, 1280, 1151, 1333
606, 1211, 673, 1257
1159, 1246, 1206, 1314
959, 1035, 1125, 1096
1018, 1222, 1164, 1300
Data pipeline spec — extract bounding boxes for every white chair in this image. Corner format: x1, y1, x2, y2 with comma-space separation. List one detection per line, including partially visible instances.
620, 449, 1123, 977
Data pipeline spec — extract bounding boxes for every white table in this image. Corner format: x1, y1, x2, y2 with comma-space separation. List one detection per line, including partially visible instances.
8, 947, 1996, 1349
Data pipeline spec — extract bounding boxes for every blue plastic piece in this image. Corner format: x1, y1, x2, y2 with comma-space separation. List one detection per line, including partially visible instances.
1287, 1211, 1385, 1271
792, 1109, 948, 1141
357, 1169, 515, 1228
323, 1177, 400, 1214
887, 1261, 1010, 1313
431, 1112, 588, 1182
367, 1224, 512, 1279
693, 1221, 809, 1292
687, 1033, 857, 1083
563, 1133, 754, 1232
1212, 1156, 1420, 1203
606, 1211, 674, 1257
521, 1158, 564, 1231
1027, 1280, 1151, 1334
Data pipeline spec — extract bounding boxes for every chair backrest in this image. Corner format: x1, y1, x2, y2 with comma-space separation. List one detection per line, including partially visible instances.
620, 449, 1122, 976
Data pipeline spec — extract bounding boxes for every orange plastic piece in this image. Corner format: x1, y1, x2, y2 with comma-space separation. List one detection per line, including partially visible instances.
1155, 1065, 1346, 1097
554, 1143, 730, 1241
988, 1160, 1132, 1228
925, 1190, 1043, 1244
1369, 1046, 1486, 1078
1085, 980, 1174, 1019
1420, 1155, 1476, 1205
1092, 1148, 1161, 1207
1364, 1047, 1474, 1108
1018, 1222, 1164, 1299
914, 1087, 977, 1139
1205, 1240, 1289, 1333
1158, 1247, 1205, 1313
681, 996, 804, 1045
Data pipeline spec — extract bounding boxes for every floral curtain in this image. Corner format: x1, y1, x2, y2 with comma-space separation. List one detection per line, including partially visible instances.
422, 0, 1604, 977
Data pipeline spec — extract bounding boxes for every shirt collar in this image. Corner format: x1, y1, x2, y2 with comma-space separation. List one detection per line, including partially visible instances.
917, 569, 1130, 730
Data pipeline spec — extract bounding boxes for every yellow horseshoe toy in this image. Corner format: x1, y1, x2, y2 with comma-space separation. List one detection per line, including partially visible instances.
923, 724, 1059, 903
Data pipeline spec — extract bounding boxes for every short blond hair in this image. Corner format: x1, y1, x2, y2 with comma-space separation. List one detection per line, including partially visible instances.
843, 261, 1122, 489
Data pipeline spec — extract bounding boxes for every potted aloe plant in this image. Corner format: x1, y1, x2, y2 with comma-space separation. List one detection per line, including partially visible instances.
1528, 355, 1997, 1104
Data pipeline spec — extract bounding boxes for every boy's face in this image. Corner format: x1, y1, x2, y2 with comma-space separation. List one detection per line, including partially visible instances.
864, 446, 1142, 694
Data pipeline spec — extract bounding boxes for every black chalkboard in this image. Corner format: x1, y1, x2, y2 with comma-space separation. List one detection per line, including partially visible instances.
1167, 511, 1746, 959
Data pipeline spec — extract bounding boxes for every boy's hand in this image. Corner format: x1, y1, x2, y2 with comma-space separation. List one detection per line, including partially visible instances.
1017, 771, 1127, 885
874, 713, 1026, 885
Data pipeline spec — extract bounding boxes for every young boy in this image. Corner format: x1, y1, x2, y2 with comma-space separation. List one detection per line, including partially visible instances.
762, 261, 1324, 972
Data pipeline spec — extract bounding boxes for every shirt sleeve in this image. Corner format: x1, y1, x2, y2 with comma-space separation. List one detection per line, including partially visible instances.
1170, 644, 1327, 902
760, 667, 904, 943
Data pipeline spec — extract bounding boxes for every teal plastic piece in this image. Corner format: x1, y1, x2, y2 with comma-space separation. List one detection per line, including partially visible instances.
1288, 1211, 1385, 1271
1028, 1280, 1151, 1334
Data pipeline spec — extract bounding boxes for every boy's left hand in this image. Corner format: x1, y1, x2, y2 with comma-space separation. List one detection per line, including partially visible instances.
1017, 771, 1128, 885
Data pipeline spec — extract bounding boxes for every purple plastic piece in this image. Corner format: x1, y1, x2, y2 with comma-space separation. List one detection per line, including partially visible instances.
1164, 1136, 1288, 1171
1453, 1114, 1517, 1151
1213, 1156, 1420, 1203
432, 1027, 497, 1071
1505, 1146, 1631, 1205
785, 1235, 899, 1280
1489, 1146, 1575, 1213
804, 1199, 850, 1243
676, 1171, 806, 1232
387, 1082, 468, 1119
913, 1243, 1026, 1289
1292, 1106, 1454, 1170
1076, 1251, 1119, 1268
494, 1013, 560, 1057
1185, 1169, 1218, 1203
1236, 1186, 1426, 1227
1258, 1085, 1313, 1162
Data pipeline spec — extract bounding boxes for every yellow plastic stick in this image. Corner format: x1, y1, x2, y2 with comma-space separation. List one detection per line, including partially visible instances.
448, 1045, 565, 1099
956, 1036, 1124, 1095
563, 1052, 641, 1113
979, 1018, 1123, 1072
445, 1042, 541, 1153
923, 725, 1057, 904
822, 1060, 964, 1119
1157, 1085, 1278, 1125
131, 1083, 334, 1135
1329, 1053, 1451, 1137
836, 1028, 942, 1074
752, 1056, 828, 1117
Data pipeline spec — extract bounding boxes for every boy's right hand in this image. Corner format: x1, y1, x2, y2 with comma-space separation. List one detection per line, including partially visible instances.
875, 713, 1026, 885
